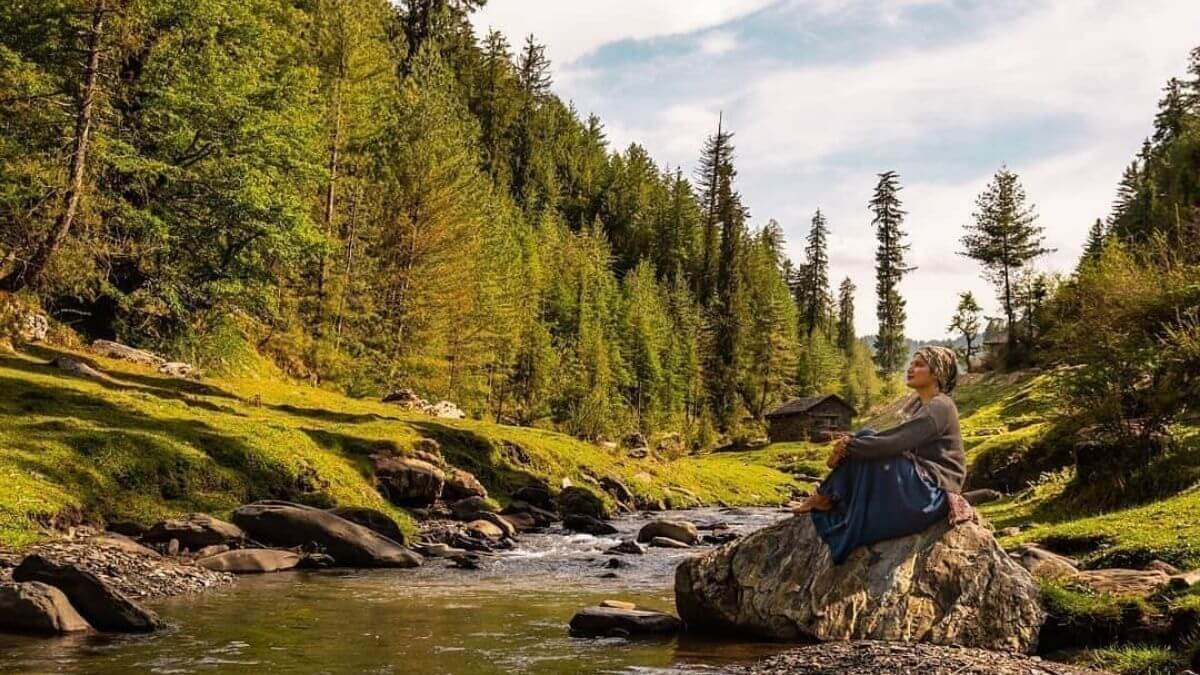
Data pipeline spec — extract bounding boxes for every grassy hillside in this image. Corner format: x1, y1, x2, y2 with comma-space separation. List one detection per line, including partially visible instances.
0, 345, 801, 548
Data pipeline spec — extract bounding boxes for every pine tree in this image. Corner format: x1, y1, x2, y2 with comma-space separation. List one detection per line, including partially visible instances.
959, 166, 1051, 362
1153, 78, 1188, 146
947, 292, 983, 367
694, 114, 734, 307
707, 130, 748, 429
510, 34, 553, 214
836, 277, 856, 353
869, 171, 912, 374
801, 209, 831, 336
1082, 218, 1106, 264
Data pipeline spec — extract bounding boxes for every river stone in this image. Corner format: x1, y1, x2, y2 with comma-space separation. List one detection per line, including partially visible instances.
144, 513, 245, 550
563, 514, 618, 536
674, 516, 1044, 653
637, 520, 699, 545
1011, 544, 1079, 580
465, 520, 505, 540
443, 468, 488, 502
599, 476, 635, 505
605, 540, 646, 556
558, 487, 609, 519
501, 500, 558, 526
512, 486, 556, 511
326, 506, 406, 544
569, 605, 683, 638
0, 582, 92, 634
374, 457, 445, 507
196, 549, 301, 574
449, 496, 497, 521
194, 544, 230, 559
650, 536, 691, 549
13, 555, 162, 632
500, 512, 538, 532
232, 501, 421, 568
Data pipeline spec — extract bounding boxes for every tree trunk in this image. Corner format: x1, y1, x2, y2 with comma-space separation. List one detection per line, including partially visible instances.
0, 0, 105, 292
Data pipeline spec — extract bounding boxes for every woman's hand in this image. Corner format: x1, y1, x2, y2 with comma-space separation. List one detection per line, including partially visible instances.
826, 435, 850, 469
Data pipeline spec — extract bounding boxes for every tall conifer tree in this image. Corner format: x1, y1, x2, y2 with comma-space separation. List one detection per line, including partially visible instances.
870, 171, 912, 374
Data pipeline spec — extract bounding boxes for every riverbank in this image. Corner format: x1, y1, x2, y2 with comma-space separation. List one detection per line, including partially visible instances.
0, 344, 805, 549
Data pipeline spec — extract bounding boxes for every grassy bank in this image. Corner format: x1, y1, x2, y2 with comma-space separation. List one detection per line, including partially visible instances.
0, 345, 802, 548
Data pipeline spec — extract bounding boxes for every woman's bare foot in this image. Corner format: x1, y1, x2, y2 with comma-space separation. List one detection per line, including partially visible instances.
790, 494, 834, 514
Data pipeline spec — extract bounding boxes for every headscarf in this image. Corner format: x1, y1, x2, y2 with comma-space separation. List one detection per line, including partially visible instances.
915, 345, 959, 395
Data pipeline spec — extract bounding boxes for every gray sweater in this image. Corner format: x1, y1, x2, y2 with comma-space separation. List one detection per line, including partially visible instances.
845, 393, 966, 493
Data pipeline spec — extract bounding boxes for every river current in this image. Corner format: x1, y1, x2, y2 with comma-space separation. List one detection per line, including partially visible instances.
0, 508, 794, 674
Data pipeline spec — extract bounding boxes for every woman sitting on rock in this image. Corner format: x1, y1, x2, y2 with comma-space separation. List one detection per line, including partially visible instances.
791, 345, 967, 564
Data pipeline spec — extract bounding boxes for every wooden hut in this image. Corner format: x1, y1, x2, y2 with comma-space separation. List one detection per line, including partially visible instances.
765, 394, 856, 442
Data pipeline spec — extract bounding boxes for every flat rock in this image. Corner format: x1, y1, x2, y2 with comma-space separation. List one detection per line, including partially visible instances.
144, 513, 245, 550
0, 582, 92, 634
675, 516, 1044, 653
91, 339, 166, 366
232, 501, 421, 568
563, 514, 618, 536
1012, 544, 1079, 580
13, 555, 161, 632
196, 549, 301, 574
1072, 568, 1170, 596
449, 496, 497, 521
326, 506, 406, 544
637, 519, 699, 545
569, 605, 683, 638
650, 536, 691, 549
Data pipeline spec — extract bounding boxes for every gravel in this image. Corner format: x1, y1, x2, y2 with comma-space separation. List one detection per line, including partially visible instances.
738, 641, 1110, 675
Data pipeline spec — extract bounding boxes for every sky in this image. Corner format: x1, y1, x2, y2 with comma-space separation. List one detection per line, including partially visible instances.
470, 0, 1200, 340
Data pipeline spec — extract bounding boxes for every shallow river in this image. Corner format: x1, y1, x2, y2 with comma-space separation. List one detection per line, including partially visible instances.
0, 508, 794, 674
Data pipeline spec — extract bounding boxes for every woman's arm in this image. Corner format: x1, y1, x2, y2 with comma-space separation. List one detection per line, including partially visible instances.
844, 403, 947, 460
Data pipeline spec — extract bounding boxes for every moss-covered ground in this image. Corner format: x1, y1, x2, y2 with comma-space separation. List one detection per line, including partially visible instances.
0, 345, 803, 548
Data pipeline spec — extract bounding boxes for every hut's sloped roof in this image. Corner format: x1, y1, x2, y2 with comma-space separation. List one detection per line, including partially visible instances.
766, 394, 855, 419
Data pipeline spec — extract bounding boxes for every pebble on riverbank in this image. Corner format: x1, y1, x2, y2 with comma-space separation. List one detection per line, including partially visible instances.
738, 641, 1108, 675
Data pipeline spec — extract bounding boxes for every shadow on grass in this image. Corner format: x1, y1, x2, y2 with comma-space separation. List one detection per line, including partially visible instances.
274, 404, 399, 425
0, 373, 332, 522
1, 348, 245, 416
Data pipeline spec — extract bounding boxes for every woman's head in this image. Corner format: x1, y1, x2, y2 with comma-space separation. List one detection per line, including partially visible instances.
905, 346, 959, 394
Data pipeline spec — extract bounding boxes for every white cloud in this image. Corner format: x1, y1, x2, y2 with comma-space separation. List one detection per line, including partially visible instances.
471, 0, 1200, 338
470, 0, 774, 64
698, 31, 739, 56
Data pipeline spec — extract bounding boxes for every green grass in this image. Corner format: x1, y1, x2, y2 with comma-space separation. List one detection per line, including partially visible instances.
0, 345, 800, 548
1082, 645, 1180, 675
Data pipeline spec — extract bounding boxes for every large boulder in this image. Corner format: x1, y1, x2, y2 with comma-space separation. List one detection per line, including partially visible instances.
144, 513, 245, 550
13, 555, 161, 633
196, 549, 301, 574
637, 519, 699, 545
232, 501, 421, 568
674, 516, 1044, 653
558, 486, 609, 520
326, 506, 406, 544
443, 468, 488, 502
374, 457, 445, 507
0, 582, 92, 634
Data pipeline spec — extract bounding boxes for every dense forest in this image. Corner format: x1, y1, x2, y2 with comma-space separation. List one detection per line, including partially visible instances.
1, 0, 1197, 456
0, 0, 888, 445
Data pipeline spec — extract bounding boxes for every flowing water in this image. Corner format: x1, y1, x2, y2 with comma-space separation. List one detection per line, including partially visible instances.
0, 508, 794, 674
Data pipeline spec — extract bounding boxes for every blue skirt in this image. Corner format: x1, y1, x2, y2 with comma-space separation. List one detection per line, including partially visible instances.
811, 432, 949, 565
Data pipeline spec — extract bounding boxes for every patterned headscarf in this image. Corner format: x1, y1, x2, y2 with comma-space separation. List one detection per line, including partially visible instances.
915, 345, 959, 394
